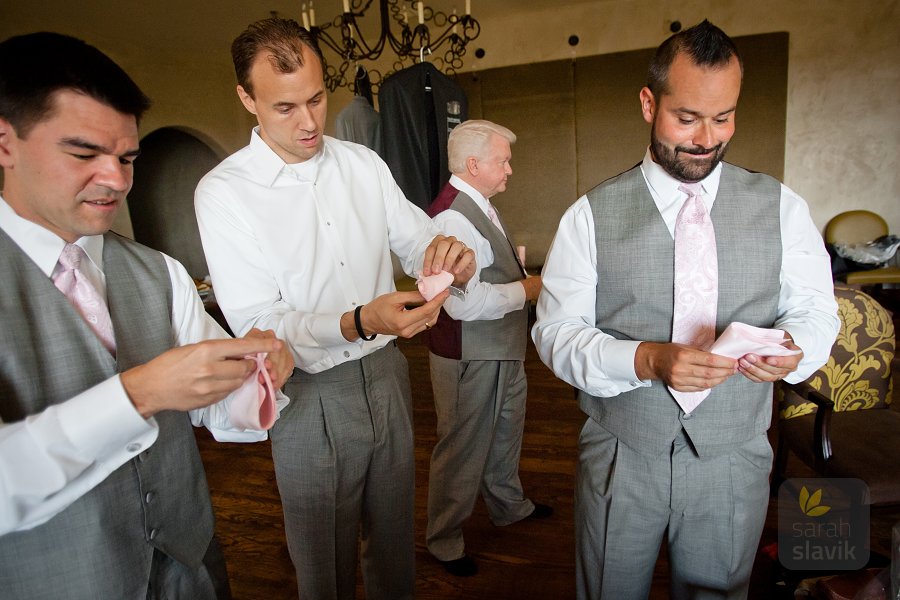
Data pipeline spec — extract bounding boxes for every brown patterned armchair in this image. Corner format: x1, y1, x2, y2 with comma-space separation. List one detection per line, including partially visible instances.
775, 285, 899, 505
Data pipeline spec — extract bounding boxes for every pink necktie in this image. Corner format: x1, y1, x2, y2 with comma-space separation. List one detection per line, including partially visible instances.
487, 202, 526, 274
669, 183, 717, 414
486, 202, 505, 234
52, 243, 116, 355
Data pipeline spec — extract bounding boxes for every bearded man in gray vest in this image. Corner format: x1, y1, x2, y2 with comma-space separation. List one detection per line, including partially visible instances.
0, 32, 293, 599
425, 120, 550, 578
533, 21, 839, 600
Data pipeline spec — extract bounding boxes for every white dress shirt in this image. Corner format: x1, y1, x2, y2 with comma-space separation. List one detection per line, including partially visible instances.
432, 175, 527, 322
533, 150, 840, 398
0, 196, 269, 535
195, 130, 441, 373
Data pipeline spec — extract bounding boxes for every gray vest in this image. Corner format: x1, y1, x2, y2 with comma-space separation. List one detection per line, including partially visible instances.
428, 192, 529, 361
581, 163, 781, 456
0, 230, 215, 599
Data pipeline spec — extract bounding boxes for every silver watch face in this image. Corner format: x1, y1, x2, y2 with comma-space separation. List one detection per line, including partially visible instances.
448, 285, 467, 300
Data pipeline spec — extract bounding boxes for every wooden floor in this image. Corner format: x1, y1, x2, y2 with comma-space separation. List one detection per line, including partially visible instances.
195, 293, 900, 600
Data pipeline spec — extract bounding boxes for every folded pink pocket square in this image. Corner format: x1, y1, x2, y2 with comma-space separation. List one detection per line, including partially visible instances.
229, 352, 277, 430
416, 270, 454, 301
709, 322, 801, 359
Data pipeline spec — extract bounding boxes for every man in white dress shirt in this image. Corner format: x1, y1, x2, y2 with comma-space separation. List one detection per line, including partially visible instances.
0, 32, 294, 599
195, 17, 475, 600
424, 120, 549, 577
532, 21, 839, 600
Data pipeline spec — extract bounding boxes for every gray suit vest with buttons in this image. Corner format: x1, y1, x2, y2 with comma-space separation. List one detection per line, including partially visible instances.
581, 163, 781, 457
0, 230, 214, 599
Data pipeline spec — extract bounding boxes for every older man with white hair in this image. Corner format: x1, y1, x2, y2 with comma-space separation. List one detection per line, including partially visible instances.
425, 119, 550, 577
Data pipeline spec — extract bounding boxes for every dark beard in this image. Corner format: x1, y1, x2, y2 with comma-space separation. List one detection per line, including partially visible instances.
650, 127, 728, 183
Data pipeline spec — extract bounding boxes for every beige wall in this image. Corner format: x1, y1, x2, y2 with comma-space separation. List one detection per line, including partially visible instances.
3, 0, 898, 237
455, 32, 789, 266
467, 0, 900, 234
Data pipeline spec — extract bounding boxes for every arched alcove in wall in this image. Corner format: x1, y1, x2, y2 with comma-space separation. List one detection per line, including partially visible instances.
128, 127, 223, 280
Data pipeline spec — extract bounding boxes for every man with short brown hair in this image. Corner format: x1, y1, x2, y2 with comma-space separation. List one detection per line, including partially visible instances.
196, 17, 476, 600
534, 21, 839, 599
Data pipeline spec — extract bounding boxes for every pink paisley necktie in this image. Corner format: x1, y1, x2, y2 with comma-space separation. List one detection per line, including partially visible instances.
669, 183, 717, 414
52, 243, 116, 355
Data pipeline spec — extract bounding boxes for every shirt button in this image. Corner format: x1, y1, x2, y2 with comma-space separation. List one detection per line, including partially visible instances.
145, 492, 155, 504
682, 413, 693, 420
149, 528, 159, 540
126, 442, 142, 453
343, 351, 350, 358
340, 261, 345, 266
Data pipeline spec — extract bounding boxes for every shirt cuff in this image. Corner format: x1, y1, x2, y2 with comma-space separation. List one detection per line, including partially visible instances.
198, 391, 290, 443
309, 311, 352, 348
511, 280, 528, 309
779, 325, 818, 383
55, 375, 158, 460
602, 339, 647, 386
207, 428, 269, 443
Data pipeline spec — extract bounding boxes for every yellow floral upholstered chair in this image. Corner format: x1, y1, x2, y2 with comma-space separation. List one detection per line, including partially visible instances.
775, 285, 899, 505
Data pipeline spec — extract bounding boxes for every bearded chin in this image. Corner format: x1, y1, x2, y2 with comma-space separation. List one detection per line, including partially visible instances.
650, 129, 727, 183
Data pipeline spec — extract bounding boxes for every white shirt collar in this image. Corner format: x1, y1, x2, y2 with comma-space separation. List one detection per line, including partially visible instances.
448, 174, 492, 215
0, 194, 103, 276
248, 127, 326, 186
640, 147, 723, 205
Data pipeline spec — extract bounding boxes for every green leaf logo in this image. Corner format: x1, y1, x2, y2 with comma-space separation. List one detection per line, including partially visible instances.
799, 486, 831, 517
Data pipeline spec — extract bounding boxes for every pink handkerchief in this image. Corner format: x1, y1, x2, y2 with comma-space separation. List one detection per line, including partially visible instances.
229, 352, 277, 430
709, 322, 801, 359
416, 270, 454, 301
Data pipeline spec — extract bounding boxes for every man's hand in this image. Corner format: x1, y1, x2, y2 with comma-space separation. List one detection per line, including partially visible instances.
521, 274, 543, 302
340, 290, 449, 341
121, 336, 286, 419
244, 328, 294, 388
738, 340, 804, 383
635, 342, 737, 392
422, 235, 476, 286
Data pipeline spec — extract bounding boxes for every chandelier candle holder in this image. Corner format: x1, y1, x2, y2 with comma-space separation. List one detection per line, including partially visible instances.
300, 0, 480, 92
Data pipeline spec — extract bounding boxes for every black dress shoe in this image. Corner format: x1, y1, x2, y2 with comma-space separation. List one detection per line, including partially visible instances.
438, 555, 478, 577
526, 502, 554, 520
